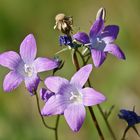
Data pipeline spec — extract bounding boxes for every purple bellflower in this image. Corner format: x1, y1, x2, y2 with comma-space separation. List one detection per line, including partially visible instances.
41, 64, 106, 132
0, 34, 59, 94
118, 109, 140, 127
73, 8, 125, 67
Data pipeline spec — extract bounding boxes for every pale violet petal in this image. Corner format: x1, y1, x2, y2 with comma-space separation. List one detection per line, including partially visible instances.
64, 104, 86, 132
3, 71, 23, 92
24, 74, 40, 94
34, 57, 59, 73
81, 87, 106, 106
20, 34, 37, 64
91, 49, 107, 67
41, 94, 70, 116
45, 76, 69, 93
104, 44, 126, 59
70, 64, 92, 88
0, 51, 21, 70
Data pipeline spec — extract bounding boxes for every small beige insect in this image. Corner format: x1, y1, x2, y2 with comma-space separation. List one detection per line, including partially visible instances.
54, 13, 73, 35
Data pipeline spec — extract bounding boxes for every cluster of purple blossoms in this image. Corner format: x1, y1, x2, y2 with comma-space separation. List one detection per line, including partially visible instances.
73, 8, 125, 67
0, 7, 127, 135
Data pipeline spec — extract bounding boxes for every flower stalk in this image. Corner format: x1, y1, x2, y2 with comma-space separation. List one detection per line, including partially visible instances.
77, 49, 117, 140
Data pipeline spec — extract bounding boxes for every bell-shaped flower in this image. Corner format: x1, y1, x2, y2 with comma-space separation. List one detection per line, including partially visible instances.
0, 34, 59, 95
41, 64, 106, 132
73, 8, 125, 67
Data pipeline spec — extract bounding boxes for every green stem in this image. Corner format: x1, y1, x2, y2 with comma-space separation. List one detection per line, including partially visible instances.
55, 115, 60, 140
121, 126, 130, 140
77, 50, 117, 140
35, 92, 55, 130
88, 106, 105, 140
97, 104, 117, 140
73, 50, 105, 140
87, 80, 117, 140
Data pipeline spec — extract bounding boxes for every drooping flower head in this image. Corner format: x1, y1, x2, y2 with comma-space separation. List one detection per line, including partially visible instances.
118, 109, 140, 127
54, 13, 73, 35
0, 34, 59, 95
41, 64, 106, 132
73, 7, 126, 67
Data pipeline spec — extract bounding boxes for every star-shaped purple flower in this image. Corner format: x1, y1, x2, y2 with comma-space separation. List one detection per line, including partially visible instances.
0, 34, 59, 94
73, 8, 126, 67
41, 64, 106, 132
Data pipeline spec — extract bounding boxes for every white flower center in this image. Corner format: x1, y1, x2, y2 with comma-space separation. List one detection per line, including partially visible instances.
24, 64, 34, 77
70, 91, 83, 103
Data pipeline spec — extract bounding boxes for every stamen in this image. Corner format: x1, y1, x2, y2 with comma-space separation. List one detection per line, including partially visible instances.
24, 64, 34, 77
69, 91, 83, 103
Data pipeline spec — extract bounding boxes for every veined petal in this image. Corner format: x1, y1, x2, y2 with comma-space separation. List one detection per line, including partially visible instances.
34, 57, 59, 73
101, 25, 119, 43
20, 34, 37, 64
70, 64, 92, 88
24, 74, 40, 94
0, 51, 21, 70
64, 104, 86, 132
104, 44, 126, 59
45, 76, 69, 93
81, 87, 106, 106
3, 71, 23, 92
89, 18, 104, 39
41, 94, 70, 116
73, 32, 90, 44
91, 49, 107, 67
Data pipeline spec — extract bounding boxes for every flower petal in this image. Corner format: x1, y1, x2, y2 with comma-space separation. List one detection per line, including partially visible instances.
3, 71, 23, 92
96, 7, 106, 21
81, 87, 106, 106
41, 94, 70, 116
24, 74, 40, 94
89, 18, 104, 39
45, 76, 69, 93
34, 57, 59, 73
104, 44, 126, 59
40, 88, 55, 102
73, 32, 90, 44
0, 51, 21, 70
70, 64, 92, 88
64, 104, 86, 132
20, 34, 37, 64
101, 25, 119, 43
91, 49, 107, 67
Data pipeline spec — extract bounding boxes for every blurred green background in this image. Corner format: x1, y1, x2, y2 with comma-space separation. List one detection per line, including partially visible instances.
0, 0, 140, 139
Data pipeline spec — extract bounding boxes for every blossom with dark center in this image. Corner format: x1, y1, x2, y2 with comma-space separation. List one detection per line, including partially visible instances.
73, 7, 125, 67
0, 34, 59, 95
118, 109, 140, 127
41, 64, 106, 132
